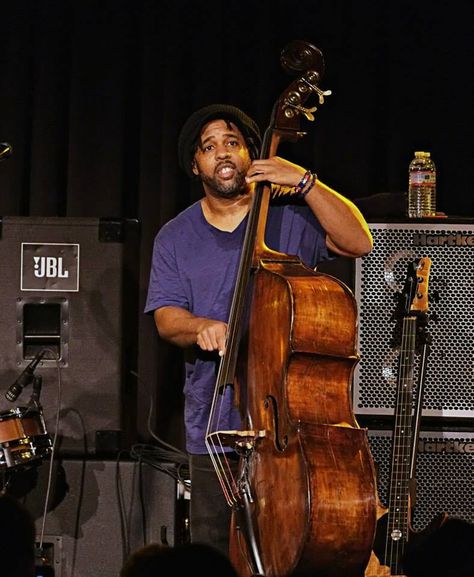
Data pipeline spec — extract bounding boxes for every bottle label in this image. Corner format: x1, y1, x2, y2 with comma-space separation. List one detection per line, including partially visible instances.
410, 171, 436, 187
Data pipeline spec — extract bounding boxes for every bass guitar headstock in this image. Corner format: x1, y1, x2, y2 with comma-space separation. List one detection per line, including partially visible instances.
390, 257, 433, 349
409, 257, 431, 314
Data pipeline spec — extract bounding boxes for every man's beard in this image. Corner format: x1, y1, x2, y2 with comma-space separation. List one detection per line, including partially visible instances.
199, 163, 250, 198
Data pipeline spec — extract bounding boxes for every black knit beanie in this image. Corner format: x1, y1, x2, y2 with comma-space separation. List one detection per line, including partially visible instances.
177, 104, 262, 178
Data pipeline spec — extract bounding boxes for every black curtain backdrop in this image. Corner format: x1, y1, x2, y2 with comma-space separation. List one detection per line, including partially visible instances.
0, 0, 472, 448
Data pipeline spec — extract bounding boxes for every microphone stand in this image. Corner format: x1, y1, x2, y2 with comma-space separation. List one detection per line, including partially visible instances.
408, 318, 431, 517
28, 375, 43, 411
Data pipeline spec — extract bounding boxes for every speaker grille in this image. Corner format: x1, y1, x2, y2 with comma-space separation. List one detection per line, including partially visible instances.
354, 222, 474, 419
367, 430, 474, 532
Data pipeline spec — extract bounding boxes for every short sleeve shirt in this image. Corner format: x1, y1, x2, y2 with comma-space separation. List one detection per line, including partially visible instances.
145, 200, 330, 453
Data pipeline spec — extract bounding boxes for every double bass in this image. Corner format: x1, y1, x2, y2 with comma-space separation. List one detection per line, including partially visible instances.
205, 40, 377, 577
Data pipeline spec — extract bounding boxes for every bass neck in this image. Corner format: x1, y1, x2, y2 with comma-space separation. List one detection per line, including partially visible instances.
367, 257, 432, 577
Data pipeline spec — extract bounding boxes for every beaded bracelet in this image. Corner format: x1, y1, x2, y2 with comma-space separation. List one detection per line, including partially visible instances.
298, 171, 317, 199
294, 170, 312, 196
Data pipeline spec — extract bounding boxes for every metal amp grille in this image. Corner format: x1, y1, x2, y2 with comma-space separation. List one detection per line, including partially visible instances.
354, 222, 474, 419
367, 430, 473, 531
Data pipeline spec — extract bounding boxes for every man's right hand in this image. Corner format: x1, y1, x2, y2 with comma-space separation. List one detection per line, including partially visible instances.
196, 318, 228, 356
155, 306, 227, 354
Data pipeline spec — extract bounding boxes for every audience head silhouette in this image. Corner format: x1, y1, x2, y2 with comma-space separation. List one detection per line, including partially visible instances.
403, 517, 474, 577
0, 493, 36, 577
120, 541, 238, 577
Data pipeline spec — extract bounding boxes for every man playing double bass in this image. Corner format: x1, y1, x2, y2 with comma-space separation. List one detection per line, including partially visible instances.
145, 103, 373, 561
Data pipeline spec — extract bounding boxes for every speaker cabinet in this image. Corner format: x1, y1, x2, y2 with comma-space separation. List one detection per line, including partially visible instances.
367, 430, 473, 531
16, 458, 185, 577
354, 221, 474, 420
0, 217, 140, 455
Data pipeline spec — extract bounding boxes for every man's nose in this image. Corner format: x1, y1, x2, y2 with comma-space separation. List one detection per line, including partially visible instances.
215, 145, 230, 158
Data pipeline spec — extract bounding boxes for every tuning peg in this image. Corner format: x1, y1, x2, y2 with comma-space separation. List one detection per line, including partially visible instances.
298, 104, 318, 121
284, 102, 318, 121
299, 79, 332, 105
316, 88, 332, 105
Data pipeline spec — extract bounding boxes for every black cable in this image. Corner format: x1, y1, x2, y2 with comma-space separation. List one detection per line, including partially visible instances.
137, 458, 147, 547
115, 451, 131, 561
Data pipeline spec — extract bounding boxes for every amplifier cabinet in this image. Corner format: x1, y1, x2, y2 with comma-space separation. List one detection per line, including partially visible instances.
367, 430, 473, 531
354, 221, 474, 420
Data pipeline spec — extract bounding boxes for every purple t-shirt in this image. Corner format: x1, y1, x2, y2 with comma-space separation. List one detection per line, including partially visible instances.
145, 200, 330, 453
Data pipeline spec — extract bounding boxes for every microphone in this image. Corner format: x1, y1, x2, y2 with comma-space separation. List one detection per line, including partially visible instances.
0, 142, 13, 162
5, 350, 46, 402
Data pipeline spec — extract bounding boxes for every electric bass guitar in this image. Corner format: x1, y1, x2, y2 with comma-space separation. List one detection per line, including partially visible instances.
365, 256, 446, 577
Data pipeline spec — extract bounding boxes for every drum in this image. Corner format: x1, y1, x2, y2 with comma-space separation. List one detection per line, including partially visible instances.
0, 407, 52, 468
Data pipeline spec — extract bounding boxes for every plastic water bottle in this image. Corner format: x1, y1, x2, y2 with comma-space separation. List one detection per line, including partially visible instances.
408, 151, 436, 218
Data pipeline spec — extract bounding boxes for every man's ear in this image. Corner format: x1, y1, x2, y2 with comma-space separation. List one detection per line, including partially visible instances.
191, 159, 199, 176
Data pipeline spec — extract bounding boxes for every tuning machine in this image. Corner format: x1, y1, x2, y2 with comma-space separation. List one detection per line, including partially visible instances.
284, 99, 318, 121
283, 70, 332, 121
298, 70, 332, 105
